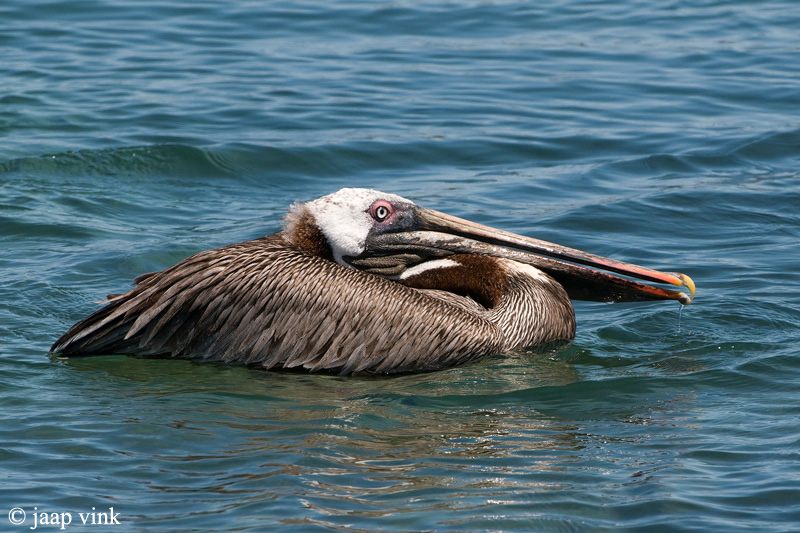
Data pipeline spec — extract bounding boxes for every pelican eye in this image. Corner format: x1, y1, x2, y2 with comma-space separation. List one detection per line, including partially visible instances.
370, 201, 393, 222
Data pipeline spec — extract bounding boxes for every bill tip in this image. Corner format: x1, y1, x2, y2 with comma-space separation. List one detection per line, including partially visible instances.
674, 273, 695, 305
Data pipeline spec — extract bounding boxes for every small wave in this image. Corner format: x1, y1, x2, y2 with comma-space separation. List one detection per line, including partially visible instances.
0, 144, 229, 180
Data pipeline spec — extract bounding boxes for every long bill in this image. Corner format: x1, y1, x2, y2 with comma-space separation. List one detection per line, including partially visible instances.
413, 207, 695, 305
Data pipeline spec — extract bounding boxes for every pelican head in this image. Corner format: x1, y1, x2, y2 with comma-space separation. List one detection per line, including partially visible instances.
286, 188, 695, 306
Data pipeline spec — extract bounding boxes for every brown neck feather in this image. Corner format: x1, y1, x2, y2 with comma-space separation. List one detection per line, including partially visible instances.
282, 204, 334, 260
399, 255, 508, 309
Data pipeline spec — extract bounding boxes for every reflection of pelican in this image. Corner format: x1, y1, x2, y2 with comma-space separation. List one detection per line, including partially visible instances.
52, 188, 694, 374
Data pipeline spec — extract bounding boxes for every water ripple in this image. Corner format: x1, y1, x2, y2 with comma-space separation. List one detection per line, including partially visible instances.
3, 0, 800, 531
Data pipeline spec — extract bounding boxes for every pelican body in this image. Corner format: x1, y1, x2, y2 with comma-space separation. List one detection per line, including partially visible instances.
52, 188, 695, 374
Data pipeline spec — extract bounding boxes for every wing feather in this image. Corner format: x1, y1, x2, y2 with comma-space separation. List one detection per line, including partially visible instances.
52, 233, 505, 374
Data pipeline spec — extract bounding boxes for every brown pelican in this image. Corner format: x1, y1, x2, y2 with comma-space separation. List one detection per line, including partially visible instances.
51, 188, 695, 374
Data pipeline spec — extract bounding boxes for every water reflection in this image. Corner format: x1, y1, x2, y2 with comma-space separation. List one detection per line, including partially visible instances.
54, 351, 700, 527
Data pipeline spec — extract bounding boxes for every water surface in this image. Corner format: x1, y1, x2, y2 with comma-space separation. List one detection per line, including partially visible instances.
2, 0, 800, 531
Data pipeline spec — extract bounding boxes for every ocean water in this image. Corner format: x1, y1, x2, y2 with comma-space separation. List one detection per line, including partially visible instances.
2, 0, 800, 531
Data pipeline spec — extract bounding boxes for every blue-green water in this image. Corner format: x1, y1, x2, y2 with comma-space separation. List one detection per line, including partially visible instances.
2, 0, 800, 530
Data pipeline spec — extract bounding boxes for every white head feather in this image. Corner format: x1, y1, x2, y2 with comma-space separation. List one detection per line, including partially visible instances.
304, 188, 412, 265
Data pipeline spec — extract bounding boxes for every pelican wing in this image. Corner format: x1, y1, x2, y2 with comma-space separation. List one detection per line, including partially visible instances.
52, 235, 503, 374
